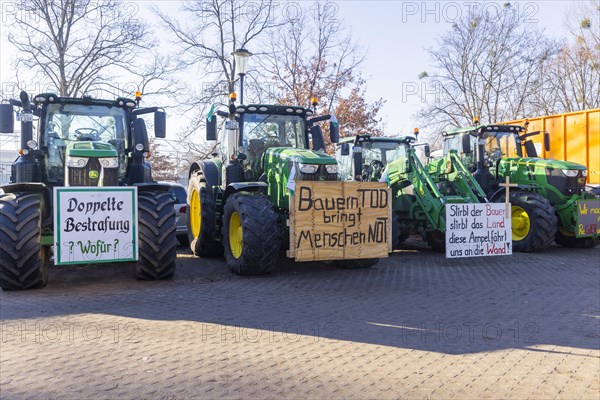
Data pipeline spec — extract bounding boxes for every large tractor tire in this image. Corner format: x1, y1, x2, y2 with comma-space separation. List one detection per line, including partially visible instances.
0, 192, 49, 290
426, 230, 446, 252
392, 212, 408, 249
499, 191, 557, 252
187, 172, 222, 257
222, 192, 281, 275
555, 229, 599, 249
135, 191, 177, 280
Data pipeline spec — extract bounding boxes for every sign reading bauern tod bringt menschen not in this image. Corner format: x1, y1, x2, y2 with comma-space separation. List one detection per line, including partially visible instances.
53, 187, 138, 265
445, 203, 512, 258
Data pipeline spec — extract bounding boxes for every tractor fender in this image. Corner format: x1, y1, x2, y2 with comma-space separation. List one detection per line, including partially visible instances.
133, 182, 171, 193
222, 182, 268, 205
189, 160, 219, 188
489, 185, 533, 202
0, 182, 53, 226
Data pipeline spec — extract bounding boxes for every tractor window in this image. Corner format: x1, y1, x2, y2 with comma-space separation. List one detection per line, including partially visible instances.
42, 103, 129, 183
358, 141, 406, 182
335, 145, 353, 181
483, 131, 521, 163
241, 113, 306, 149
361, 141, 406, 165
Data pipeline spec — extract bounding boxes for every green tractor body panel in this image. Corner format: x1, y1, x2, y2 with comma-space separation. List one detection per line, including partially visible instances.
67, 141, 118, 158
264, 147, 337, 209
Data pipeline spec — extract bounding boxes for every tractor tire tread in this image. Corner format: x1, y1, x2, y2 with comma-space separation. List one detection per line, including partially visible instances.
135, 191, 177, 280
223, 192, 281, 275
0, 192, 48, 290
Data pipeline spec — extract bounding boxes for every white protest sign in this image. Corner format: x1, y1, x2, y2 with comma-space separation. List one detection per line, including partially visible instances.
54, 187, 138, 265
445, 203, 512, 258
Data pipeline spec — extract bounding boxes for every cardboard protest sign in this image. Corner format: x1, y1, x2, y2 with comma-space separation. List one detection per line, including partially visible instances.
54, 187, 137, 265
576, 199, 600, 237
289, 182, 391, 261
446, 203, 512, 258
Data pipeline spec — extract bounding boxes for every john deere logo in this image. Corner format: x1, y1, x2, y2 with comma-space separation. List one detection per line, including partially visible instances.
89, 170, 99, 179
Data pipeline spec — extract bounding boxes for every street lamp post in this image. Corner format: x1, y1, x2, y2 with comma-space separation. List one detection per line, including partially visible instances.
232, 48, 252, 104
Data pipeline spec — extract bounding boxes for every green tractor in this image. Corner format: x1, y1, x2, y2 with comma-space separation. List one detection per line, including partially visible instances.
335, 133, 487, 251
186, 99, 381, 273
0, 91, 177, 290
443, 123, 599, 251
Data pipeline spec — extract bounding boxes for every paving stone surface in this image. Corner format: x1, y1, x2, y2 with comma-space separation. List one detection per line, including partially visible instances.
1, 239, 599, 399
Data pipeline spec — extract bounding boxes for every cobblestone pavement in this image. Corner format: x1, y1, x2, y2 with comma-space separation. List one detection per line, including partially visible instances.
1, 239, 599, 399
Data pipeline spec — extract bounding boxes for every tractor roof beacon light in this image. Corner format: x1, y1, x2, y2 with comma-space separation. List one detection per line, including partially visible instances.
135, 91, 142, 108
311, 97, 318, 113
413, 128, 419, 141
473, 116, 480, 126
232, 48, 253, 104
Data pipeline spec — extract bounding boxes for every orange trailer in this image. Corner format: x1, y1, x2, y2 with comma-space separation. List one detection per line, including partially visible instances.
502, 109, 600, 185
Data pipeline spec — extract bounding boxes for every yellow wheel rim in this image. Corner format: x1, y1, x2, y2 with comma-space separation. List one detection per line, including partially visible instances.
229, 211, 243, 259
190, 190, 201, 238
511, 205, 531, 241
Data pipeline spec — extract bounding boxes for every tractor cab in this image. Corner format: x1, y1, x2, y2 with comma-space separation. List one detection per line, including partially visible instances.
0, 92, 166, 188
336, 135, 428, 182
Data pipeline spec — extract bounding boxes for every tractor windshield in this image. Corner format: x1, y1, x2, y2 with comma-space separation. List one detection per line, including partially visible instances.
241, 113, 306, 150
360, 141, 407, 165
360, 141, 407, 181
482, 131, 522, 163
42, 103, 128, 183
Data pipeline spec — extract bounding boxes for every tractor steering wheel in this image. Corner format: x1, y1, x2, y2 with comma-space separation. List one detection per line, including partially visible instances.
75, 128, 100, 141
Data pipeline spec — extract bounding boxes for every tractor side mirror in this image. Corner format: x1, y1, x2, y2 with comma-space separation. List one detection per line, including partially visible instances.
524, 140, 538, 157
206, 115, 217, 141
329, 121, 339, 143
132, 118, 149, 152
461, 134, 471, 153
352, 148, 362, 180
544, 131, 550, 152
0, 104, 14, 133
424, 144, 431, 158
311, 125, 325, 151
154, 111, 166, 138
341, 143, 350, 156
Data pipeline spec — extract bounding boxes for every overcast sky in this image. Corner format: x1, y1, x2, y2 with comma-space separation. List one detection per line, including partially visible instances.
0, 0, 574, 142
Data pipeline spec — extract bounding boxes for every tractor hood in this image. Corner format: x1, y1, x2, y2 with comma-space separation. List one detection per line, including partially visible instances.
264, 147, 337, 164
67, 141, 118, 158
500, 157, 587, 171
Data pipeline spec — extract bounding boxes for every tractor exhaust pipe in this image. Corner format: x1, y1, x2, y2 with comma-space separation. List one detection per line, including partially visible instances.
19, 91, 33, 150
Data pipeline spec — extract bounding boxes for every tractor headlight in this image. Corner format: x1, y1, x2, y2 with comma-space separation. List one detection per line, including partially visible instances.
582, 170, 588, 177
299, 163, 318, 174
325, 164, 338, 174
99, 157, 118, 168
26, 139, 38, 149
561, 169, 579, 177
67, 157, 89, 168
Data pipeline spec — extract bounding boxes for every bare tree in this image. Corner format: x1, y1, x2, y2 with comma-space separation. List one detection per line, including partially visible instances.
258, 3, 363, 110
156, 0, 282, 107
155, 0, 284, 157
536, 0, 600, 113
417, 3, 557, 135
257, 2, 383, 151
7, 0, 156, 98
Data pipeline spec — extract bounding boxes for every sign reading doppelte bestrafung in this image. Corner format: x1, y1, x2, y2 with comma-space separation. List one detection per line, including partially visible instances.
445, 203, 512, 258
54, 187, 138, 265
